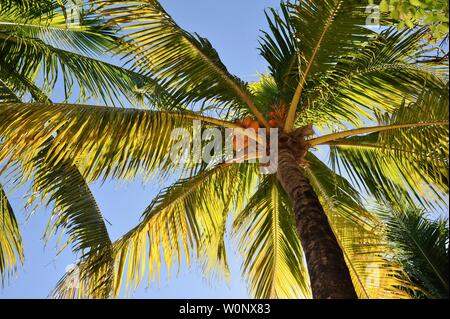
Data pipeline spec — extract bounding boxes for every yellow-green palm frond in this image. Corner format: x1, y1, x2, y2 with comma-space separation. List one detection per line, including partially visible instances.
0, 102, 237, 183
0, 61, 52, 103
0, 182, 24, 285
327, 87, 449, 210
328, 209, 413, 299
197, 164, 257, 282
305, 153, 414, 299
51, 163, 257, 298
233, 176, 311, 299
97, 0, 267, 124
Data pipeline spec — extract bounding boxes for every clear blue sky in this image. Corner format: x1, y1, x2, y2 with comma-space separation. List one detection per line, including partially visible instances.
2, 0, 447, 299
0, 0, 283, 299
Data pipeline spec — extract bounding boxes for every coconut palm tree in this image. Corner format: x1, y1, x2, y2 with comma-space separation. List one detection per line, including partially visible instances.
0, 0, 448, 299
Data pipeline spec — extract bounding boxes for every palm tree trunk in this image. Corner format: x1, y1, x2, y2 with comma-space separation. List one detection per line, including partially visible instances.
276, 147, 357, 299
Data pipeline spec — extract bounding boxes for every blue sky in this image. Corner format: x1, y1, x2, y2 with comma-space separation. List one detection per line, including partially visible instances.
0, 0, 283, 299
1, 0, 448, 299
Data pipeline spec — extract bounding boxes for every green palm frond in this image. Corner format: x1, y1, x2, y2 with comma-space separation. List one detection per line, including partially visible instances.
260, 1, 374, 112
0, 35, 146, 105
30, 146, 112, 254
0, 0, 117, 56
0, 61, 51, 102
0, 102, 238, 183
259, 4, 299, 102
305, 153, 412, 298
0, 0, 151, 106
377, 204, 449, 299
282, 0, 376, 130
303, 28, 447, 127
233, 175, 311, 299
0, 182, 24, 285
20, 142, 114, 298
328, 87, 449, 209
0, 0, 56, 15
97, 0, 268, 125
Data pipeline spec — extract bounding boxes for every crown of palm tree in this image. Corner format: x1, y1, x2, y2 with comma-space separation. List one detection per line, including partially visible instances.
0, 0, 448, 299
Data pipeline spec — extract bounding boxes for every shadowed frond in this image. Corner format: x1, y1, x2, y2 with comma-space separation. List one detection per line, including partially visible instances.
305, 153, 413, 298
233, 176, 310, 299
0, 78, 20, 103
0, 0, 151, 106
97, 0, 268, 125
377, 204, 449, 299
29, 147, 112, 254
21, 142, 114, 298
0, 182, 23, 285
303, 28, 448, 127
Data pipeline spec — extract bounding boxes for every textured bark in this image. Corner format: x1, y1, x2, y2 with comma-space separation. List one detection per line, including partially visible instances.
277, 147, 357, 299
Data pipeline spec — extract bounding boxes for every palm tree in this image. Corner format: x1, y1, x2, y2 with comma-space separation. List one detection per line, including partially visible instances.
377, 203, 449, 299
0, 0, 448, 299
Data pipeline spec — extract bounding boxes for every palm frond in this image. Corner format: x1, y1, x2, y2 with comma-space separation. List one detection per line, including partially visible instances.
0, 34, 147, 105
97, 0, 268, 125
305, 153, 413, 298
233, 175, 311, 298
259, 4, 299, 102
328, 87, 449, 209
377, 205, 449, 299
20, 141, 114, 298
0, 102, 238, 183
0, 0, 57, 15
51, 163, 257, 298
0, 182, 23, 285
303, 28, 448, 127
0, 0, 118, 57
0, 0, 155, 106
0, 61, 51, 102
282, 0, 375, 130
0, 77, 21, 103
30, 146, 112, 254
